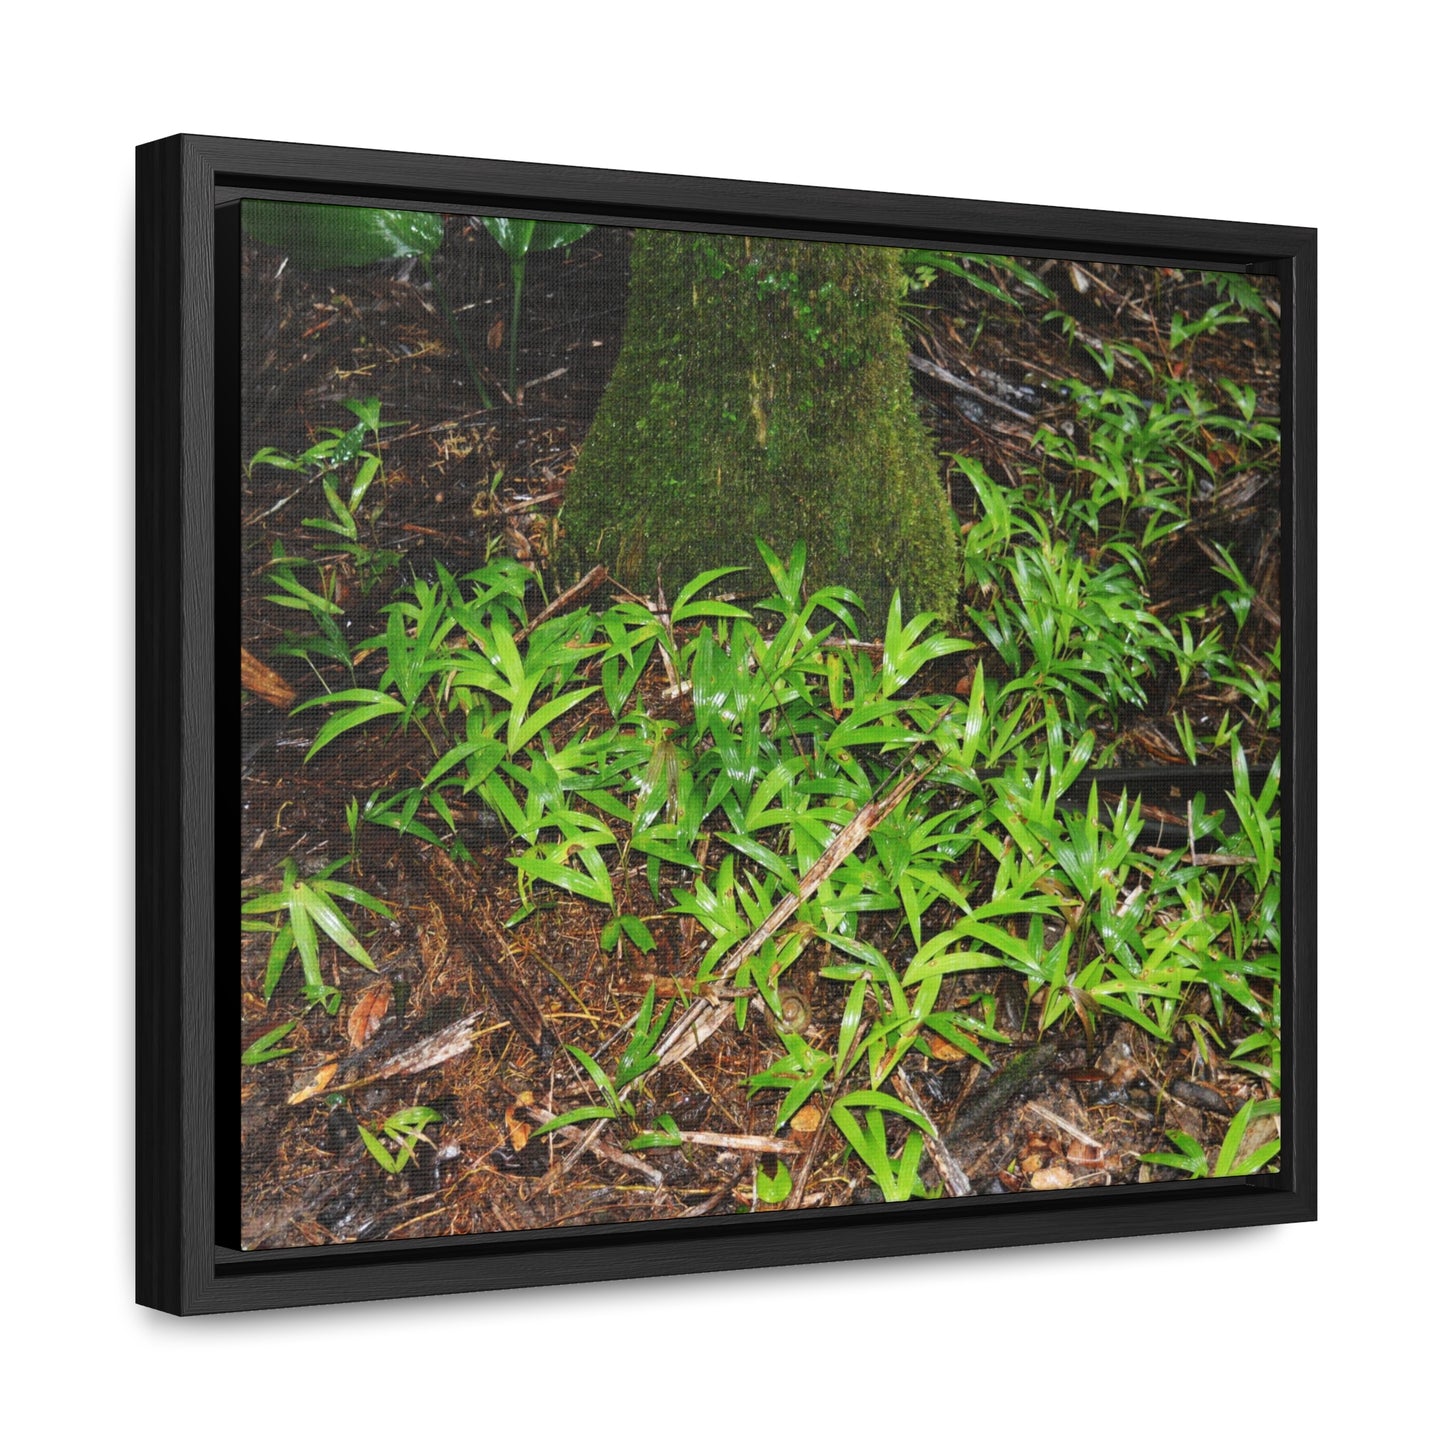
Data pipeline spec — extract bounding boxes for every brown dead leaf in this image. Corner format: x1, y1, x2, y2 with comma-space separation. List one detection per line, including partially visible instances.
505, 523, 533, 562
1030, 1166, 1075, 1190
241, 646, 296, 709
347, 980, 390, 1051
505, 1091, 535, 1152
287, 1060, 338, 1105
790, 1105, 823, 1135
1236, 1109, 1279, 1162
926, 1032, 967, 1062
488, 316, 505, 352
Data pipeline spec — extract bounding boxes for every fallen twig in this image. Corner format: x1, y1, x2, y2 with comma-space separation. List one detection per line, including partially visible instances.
564, 744, 946, 1176
675, 1130, 801, 1154
424, 851, 554, 1056
515, 563, 607, 640
287, 1012, 484, 1104
907, 353, 1044, 424
894, 1064, 972, 1198
1025, 1100, 1105, 1151
1141, 846, 1255, 866
521, 1105, 664, 1184
675, 1183, 740, 1218
784, 1071, 848, 1211
241, 646, 297, 709
652, 752, 940, 1073
498, 490, 564, 515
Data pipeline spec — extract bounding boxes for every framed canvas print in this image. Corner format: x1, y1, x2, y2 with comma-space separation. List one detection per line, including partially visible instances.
137, 134, 1316, 1315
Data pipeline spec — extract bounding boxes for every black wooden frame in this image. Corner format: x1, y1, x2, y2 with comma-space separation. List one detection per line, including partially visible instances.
137, 133, 1317, 1315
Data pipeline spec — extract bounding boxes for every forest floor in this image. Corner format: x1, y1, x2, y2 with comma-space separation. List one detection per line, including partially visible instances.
239, 217, 1282, 1248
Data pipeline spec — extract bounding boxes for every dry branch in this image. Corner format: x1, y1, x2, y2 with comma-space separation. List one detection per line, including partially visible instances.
1141, 846, 1255, 866
241, 646, 297, 709
675, 1130, 801, 1154
424, 849, 554, 1055
562, 755, 939, 1175
894, 1064, 972, 1198
1024, 1100, 1105, 1151
652, 758, 934, 1073
520, 1105, 664, 1184
515, 563, 606, 640
907, 353, 1042, 424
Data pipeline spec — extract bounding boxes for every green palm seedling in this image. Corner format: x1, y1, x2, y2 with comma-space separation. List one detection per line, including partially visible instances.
1139, 1097, 1279, 1178
358, 1106, 444, 1175
479, 217, 594, 396
241, 857, 393, 1014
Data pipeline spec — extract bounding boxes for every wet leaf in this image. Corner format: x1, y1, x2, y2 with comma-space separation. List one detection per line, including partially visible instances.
480, 217, 593, 261
756, 1160, 791, 1204
287, 1060, 338, 1105
241, 646, 297, 709
620, 915, 656, 953
244, 201, 444, 268
347, 980, 391, 1051
358, 1124, 402, 1173
924, 1032, 968, 1062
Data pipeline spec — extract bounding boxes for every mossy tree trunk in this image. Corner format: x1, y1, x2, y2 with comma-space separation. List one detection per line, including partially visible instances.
559, 230, 957, 632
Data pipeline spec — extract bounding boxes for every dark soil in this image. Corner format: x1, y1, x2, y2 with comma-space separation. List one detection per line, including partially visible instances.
239, 218, 1281, 1249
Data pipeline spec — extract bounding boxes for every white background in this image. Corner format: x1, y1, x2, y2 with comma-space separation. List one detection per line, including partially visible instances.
3, 3, 1435, 1439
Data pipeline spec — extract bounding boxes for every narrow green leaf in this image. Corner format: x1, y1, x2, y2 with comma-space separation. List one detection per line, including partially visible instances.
836, 976, 869, 1077
509, 685, 599, 754
261, 922, 295, 1000
671, 566, 748, 622
565, 1044, 618, 1108
245, 201, 444, 267
286, 892, 321, 984
242, 1020, 299, 1064
756, 1160, 792, 1204
358, 1125, 403, 1174
293, 884, 376, 970
532, 1105, 617, 1137
834, 1090, 933, 1132
620, 915, 657, 952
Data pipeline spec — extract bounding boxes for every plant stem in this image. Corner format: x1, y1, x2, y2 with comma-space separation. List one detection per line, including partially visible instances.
508, 260, 525, 398
420, 255, 493, 409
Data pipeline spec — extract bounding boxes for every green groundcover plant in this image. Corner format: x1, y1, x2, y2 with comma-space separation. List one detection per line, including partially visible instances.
247, 265, 1281, 1201
267, 515, 1278, 1198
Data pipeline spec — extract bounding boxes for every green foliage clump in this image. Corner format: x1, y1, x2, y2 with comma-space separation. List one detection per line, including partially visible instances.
250, 253, 1285, 1196
241, 857, 393, 1015
275, 532, 1278, 1197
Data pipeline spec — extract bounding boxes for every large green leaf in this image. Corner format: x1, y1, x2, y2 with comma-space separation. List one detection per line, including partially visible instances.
480, 217, 593, 261
243, 200, 444, 268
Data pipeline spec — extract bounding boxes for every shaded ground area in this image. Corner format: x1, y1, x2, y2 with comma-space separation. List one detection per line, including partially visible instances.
240, 219, 1281, 1248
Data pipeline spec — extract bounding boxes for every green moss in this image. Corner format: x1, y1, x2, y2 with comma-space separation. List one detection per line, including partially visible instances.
559, 230, 957, 631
